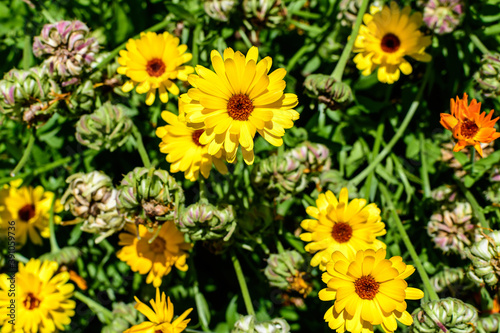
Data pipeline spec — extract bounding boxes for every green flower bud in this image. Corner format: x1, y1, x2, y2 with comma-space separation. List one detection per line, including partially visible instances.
475, 53, 500, 99
177, 200, 236, 242
243, 0, 287, 28
304, 74, 353, 110
204, 0, 236, 22
116, 167, 185, 228
232, 315, 290, 333
62, 79, 95, 116
39, 247, 81, 265
465, 231, 500, 287
477, 314, 500, 332
410, 298, 478, 332
316, 169, 358, 198
101, 302, 145, 333
430, 267, 475, 295
75, 102, 132, 152
264, 250, 311, 297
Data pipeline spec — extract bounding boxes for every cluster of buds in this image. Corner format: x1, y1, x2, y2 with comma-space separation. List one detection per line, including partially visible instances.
484, 168, 500, 204
177, 200, 236, 242
0, 67, 60, 126
477, 314, 500, 332
420, 0, 464, 34
465, 231, 500, 287
61, 171, 125, 243
33, 20, 99, 84
232, 315, 290, 333
427, 202, 479, 258
431, 185, 457, 203
430, 267, 475, 296
76, 102, 133, 151
243, 0, 287, 29
410, 298, 478, 332
61, 79, 95, 116
304, 74, 353, 111
102, 302, 145, 333
116, 167, 184, 228
474, 53, 500, 99
289, 142, 331, 174
204, 0, 236, 22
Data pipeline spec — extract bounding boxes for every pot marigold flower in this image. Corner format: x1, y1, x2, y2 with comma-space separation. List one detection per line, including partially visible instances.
0, 259, 76, 332
117, 222, 192, 288
300, 188, 386, 270
440, 93, 500, 157
124, 287, 192, 333
353, 2, 432, 84
117, 31, 194, 105
319, 249, 424, 333
183, 46, 299, 165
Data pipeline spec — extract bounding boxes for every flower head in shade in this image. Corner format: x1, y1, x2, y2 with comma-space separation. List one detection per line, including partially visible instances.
440, 93, 500, 157
117, 222, 192, 288
124, 287, 192, 333
422, 0, 464, 35
319, 249, 424, 333
300, 188, 386, 270
0, 179, 62, 247
0, 259, 75, 332
353, 2, 432, 84
183, 46, 299, 165
117, 31, 194, 105
156, 97, 228, 181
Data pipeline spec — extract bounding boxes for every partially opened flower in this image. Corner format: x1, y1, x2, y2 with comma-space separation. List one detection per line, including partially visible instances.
440, 93, 500, 157
183, 46, 299, 165
117, 31, 194, 105
353, 2, 432, 84
319, 249, 424, 333
125, 287, 192, 333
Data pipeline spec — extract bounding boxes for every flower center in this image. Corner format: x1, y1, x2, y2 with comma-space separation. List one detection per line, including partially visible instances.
146, 58, 166, 77
460, 119, 479, 139
381, 33, 401, 53
354, 275, 380, 300
149, 237, 166, 253
227, 94, 254, 121
18, 204, 35, 222
331, 222, 353, 243
192, 130, 205, 147
23, 292, 41, 310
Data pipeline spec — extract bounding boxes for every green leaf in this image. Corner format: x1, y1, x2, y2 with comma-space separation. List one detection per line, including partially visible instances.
194, 287, 211, 331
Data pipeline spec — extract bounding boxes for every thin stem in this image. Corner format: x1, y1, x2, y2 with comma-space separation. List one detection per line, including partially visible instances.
199, 178, 207, 201
231, 251, 255, 316
331, 0, 369, 80
286, 43, 316, 73
132, 125, 151, 168
469, 34, 490, 55
351, 66, 430, 186
14, 253, 29, 264
74, 291, 113, 324
364, 122, 385, 199
49, 194, 60, 253
456, 180, 489, 229
419, 133, 431, 198
192, 24, 203, 65
379, 184, 440, 302
470, 148, 475, 175
1, 156, 72, 185
10, 130, 35, 176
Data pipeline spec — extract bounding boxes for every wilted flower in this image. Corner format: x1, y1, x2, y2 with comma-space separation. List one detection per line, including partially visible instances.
422, 0, 464, 34
304, 74, 353, 110
264, 250, 312, 297
465, 230, 500, 287
430, 184, 457, 203
243, 0, 287, 29
102, 302, 145, 333
76, 102, 133, 152
232, 315, 291, 333
475, 53, 500, 99
204, 0, 236, 21
33, 20, 99, 82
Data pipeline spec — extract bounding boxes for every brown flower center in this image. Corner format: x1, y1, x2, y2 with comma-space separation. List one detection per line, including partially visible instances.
146, 58, 166, 77
381, 33, 401, 53
23, 292, 41, 310
192, 130, 205, 147
18, 204, 35, 222
149, 237, 166, 253
227, 94, 254, 121
354, 275, 380, 300
460, 119, 479, 139
331, 222, 353, 243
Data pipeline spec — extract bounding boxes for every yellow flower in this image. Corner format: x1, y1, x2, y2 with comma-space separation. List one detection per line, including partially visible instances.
156, 97, 228, 181
117, 31, 194, 105
117, 222, 192, 288
319, 249, 424, 333
300, 188, 386, 270
183, 46, 299, 165
125, 287, 192, 333
353, 2, 432, 84
0, 180, 62, 247
440, 93, 500, 157
0, 259, 76, 333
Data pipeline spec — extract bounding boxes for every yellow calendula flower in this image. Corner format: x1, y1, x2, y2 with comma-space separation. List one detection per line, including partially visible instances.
440, 93, 500, 157
183, 46, 300, 165
319, 249, 424, 333
156, 96, 228, 181
353, 2, 432, 84
300, 188, 386, 270
117, 222, 192, 288
117, 31, 194, 105
0, 179, 62, 247
0, 259, 76, 333
125, 287, 192, 333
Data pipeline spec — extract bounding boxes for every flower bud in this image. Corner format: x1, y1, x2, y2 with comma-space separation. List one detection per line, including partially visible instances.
264, 250, 311, 297
430, 267, 475, 295
304, 74, 353, 110
75, 102, 132, 152
204, 0, 236, 22
62, 79, 95, 116
232, 315, 291, 333
102, 302, 145, 333
477, 314, 500, 332
289, 141, 331, 173
465, 231, 500, 287
474, 53, 500, 99
243, 0, 287, 28
316, 169, 358, 198
422, 0, 464, 35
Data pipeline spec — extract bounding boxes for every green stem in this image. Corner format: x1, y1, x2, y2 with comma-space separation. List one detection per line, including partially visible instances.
0, 156, 72, 185
231, 251, 255, 316
74, 291, 114, 324
192, 23, 203, 65
330, 0, 369, 80
199, 178, 207, 201
286, 43, 316, 73
470, 148, 475, 175
379, 184, 439, 302
351, 66, 430, 186
364, 122, 385, 199
10, 130, 35, 176
49, 194, 60, 253
456, 180, 489, 229
132, 125, 151, 168
469, 34, 490, 55
419, 133, 431, 198
23, 35, 32, 70
14, 253, 29, 264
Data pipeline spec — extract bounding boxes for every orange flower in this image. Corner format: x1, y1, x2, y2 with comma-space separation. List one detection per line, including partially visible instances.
440, 93, 500, 157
